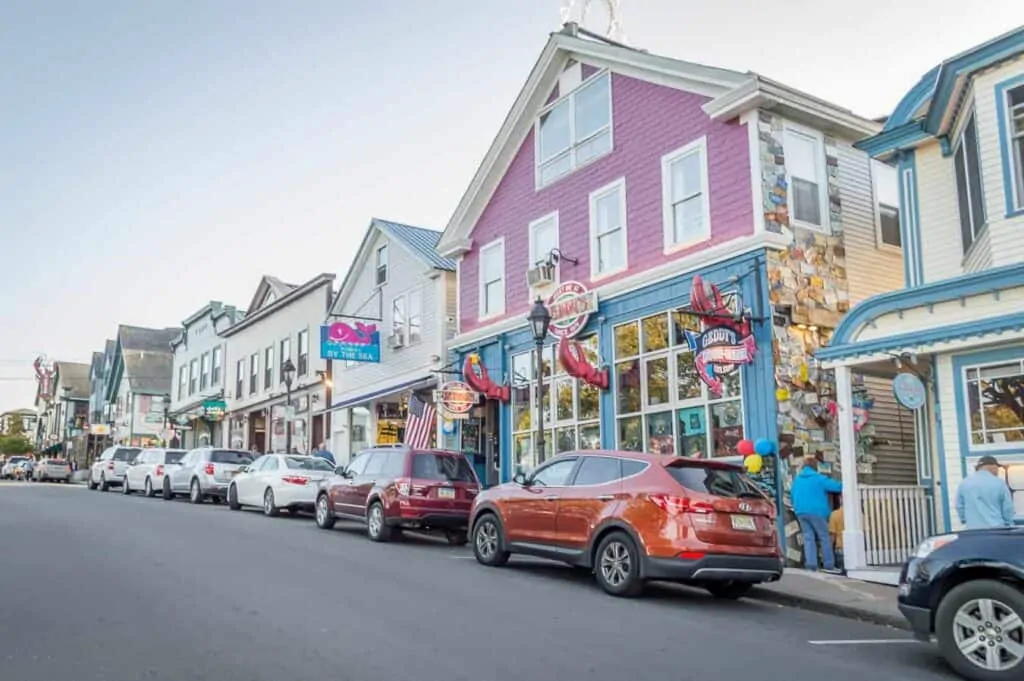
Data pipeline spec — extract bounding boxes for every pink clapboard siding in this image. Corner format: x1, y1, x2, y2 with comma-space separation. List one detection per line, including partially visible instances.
459, 72, 753, 333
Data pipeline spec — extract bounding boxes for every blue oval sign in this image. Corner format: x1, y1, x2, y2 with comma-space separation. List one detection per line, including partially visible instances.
893, 372, 926, 410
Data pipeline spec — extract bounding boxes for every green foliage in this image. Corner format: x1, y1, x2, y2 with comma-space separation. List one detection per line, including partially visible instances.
4, 417, 24, 437
0, 435, 33, 455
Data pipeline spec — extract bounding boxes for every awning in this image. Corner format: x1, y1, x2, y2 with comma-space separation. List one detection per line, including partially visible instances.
324, 375, 436, 413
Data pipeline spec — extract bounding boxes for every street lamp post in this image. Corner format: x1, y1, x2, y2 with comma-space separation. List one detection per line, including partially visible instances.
282, 359, 296, 453
161, 393, 171, 447
527, 297, 552, 464
60, 385, 72, 462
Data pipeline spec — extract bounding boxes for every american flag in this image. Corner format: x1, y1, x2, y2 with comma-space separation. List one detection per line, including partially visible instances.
404, 393, 437, 449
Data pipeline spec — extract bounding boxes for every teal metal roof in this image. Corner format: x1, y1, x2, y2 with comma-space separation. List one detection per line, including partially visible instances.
374, 219, 455, 271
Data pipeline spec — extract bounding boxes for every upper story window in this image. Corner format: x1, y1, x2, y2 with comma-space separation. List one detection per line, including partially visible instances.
279, 338, 291, 382
264, 346, 274, 390
662, 136, 710, 251
235, 359, 244, 399
872, 161, 901, 248
391, 289, 424, 345
200, 352, 210, 391
536, 72, 612, 188
407, 289, 422, 344
297, 329, 309, 376
177, 366, 186, 401
392, 295, 406, 338
954, 113, 986, 253
211, 346, 222, 385
188, 359, 198, 396
249, 352, 259, 395
479, 239, 505, 319
529, 212, 558, 268
589, 177, 628, 279
784, 127, 828, 231
375, 244, 388, 286
1003, 84, 1024, 214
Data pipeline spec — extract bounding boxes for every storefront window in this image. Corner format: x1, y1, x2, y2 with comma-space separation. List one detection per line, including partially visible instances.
965, 359, 1024, 446
510, 335, 602, 472
613, 310, 744, 457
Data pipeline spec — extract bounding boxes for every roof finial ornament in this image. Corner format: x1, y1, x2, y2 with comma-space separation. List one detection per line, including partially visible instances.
559, 0, 624, 43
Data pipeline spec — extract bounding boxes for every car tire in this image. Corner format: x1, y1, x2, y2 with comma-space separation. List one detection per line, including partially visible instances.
88, 477, 98, 491
705, 581, 754, 600
366, 501, 391, 542
263, 488, 279, 517
472, 513, 510, 567
144, 478, 155, 498
121, 476, 131, 495
228, 484, 241, 510
594, 531, 644, 598
162, 478, 174, 500
189, 479, 204, 504
446, 530, 468, 547
936, 578, 1024, 681
315, 494, 336, 529
99, 474, 109, 492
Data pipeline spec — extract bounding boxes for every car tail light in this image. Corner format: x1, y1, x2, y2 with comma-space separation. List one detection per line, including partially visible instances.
155, 465, 164, 477
281, 476, 308, 485
107, 462, 114, 470
395, 478, 411, 496
648, 494, 714, 516
204, 463, 215, 475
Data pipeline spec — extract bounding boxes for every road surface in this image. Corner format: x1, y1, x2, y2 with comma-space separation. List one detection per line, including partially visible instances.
0, 483, 956, 681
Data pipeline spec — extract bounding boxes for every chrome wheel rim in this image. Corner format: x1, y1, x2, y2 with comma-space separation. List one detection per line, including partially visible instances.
264, 491, 273, 514
368, 505, 383, 536
316, 497, 328, 525
599, 541, 632, 588
953, 598, 1024, 671
476, 521, 498, 559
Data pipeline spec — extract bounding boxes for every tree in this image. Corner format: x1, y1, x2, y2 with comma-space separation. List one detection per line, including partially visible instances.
0, 434, 33, 455
4, 416, 24, 437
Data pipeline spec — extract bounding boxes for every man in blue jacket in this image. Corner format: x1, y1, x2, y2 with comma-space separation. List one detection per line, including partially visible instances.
791, 456, 842, 572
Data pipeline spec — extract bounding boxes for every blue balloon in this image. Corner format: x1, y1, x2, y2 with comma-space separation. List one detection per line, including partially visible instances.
754, 438, 775, 456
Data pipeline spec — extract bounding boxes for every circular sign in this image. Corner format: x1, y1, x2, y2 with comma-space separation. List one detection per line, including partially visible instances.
546, 281, 597, 340
435, 381, 477, 415
893, 372, 926, 410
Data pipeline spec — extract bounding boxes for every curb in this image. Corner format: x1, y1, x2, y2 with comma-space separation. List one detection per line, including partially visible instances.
748, 587, 910, 630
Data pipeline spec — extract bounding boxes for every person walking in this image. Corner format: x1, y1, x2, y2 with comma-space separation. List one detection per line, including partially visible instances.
312, 443, 336, 467
791, 456, 842, 573
956, 455, 1015, 530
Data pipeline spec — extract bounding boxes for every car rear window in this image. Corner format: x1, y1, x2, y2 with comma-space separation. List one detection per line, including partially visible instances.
284, 456, 333, 471
411, 453, 476, 483
114, 448, 141, 462
164, 450, 185, 464
47, 459, 67, 465
210, 450, 253, 465
665, 462, 767, 499
8, 457, 28, 464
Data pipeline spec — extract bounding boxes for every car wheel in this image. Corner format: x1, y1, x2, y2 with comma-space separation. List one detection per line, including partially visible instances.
189, 479, 204, 504
99, 474, 109, 492
446, 530, 468, 547
162, 478, 174, 500
121, 476, 131, 495
315, 494, 336, 529
936, 578, 1024, 680
228, 484, 241, 510
594, 531, 644, 598
88, 477, 98, 490
144, 478, 154, 498
472, 514, 510, 567
366, 501, 392, 542
705, 581, 754, 600
263, 488, 279, 517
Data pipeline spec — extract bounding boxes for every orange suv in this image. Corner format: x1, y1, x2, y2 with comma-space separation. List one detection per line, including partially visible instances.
469, 450, 782, 598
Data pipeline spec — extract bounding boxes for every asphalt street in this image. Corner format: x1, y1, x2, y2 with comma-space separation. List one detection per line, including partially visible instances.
0, 483, 957, 681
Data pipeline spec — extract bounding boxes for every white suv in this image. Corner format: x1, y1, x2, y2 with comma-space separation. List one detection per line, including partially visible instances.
122, 448, 186, 497
89, 446, 141, 491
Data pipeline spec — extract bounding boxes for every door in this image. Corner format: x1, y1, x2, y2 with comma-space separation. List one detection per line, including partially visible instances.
332, 451, 371, 515
347, 452, 385, 518
253, 457, 280, 504
555, 455, 624, 550
171, 451, 198, 492
236, 456, 267, 505
504, 457, 578, 544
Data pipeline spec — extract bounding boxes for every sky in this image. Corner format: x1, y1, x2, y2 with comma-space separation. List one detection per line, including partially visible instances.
1, 0, 1020, 413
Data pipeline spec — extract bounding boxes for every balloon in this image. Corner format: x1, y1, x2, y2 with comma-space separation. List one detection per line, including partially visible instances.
736, 439, 755, 457
744, 454, 764, 474
754, 438, 775, 456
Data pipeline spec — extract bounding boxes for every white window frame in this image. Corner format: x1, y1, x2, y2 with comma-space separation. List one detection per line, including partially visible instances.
211, 346, 222, 385
953, 110, 986, 254
249, 352, 259, 395
528, 211, 560, 280
661, 136, 711, 253
783, 123, 830, 233
478, 238, 506, 320
188, 359, 198, 396
589, 177, 629, 280
200, 352, 211, 391
871, 160, 902, 251
961, 358, 1024, 452
297, 329, 309, 376
534, 71, 614, 189
264, 346, 274, 390
1002, 84, 1024, 213
375, 243, 389, 287
391, 295, 407, 339
407, 288, 423, 345
279, 337, 291, 384
177, 366, 187, 401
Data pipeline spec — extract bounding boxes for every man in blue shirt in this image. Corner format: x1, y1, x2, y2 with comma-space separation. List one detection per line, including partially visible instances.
791, 456, 843, 572
956, 455, 1015, 530
312, 443, 336, 467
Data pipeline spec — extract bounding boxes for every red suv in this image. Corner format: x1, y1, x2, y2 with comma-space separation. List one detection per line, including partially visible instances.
314, 446, 480, 545
469, 451, 782, 598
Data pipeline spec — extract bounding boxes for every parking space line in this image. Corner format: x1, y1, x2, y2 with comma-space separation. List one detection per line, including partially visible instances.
808, 639, 917, 646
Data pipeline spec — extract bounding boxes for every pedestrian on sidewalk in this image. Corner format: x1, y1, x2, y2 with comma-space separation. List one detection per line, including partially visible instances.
312, 443, 336, 467
829, 497, 844, 571
791, 456, 842, 573
955, 455, 1014, 530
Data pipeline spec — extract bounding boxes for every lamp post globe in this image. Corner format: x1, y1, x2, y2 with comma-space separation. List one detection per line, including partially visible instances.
527, 297, 551, 342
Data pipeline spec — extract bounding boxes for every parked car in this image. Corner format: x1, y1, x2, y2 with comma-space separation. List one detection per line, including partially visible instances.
469, 451, 782, 599
314, 447, 480, 545
164, 447, 253, 503
2, 456, 31, 479
88, 446, 141, 491
32, 458, 71, 483
13, 459, 34, 480
228, 454, 335, 516
898, 528, 1024, 680
122, 447, 186, 497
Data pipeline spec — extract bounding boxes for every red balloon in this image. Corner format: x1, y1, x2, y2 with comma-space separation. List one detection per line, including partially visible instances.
736, 439, 755, 456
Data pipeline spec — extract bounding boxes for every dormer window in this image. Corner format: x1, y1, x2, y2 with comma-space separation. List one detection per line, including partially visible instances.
536, 72, 612, 187
375, 244, 388, 286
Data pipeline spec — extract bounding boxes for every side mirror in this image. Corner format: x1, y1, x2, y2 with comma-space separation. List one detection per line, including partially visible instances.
334, 465, 348, 477
513, 472, 529, 486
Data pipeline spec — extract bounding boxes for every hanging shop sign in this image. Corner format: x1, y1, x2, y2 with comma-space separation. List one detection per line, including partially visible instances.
433, 381, 479, 418
202, 400, 227, 420
89, 424, 110, 436
893, 372, 926, 410
546, 281, 598, 339
462, 354, 510, 402
320, 321, 381, 363
558, 339, 608, 389
685, 276, 756, 393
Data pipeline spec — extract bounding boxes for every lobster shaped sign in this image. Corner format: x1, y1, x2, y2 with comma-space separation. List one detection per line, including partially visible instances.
557, 339, 608, 390
462, 354, 510, 402
684, 275, 756, 394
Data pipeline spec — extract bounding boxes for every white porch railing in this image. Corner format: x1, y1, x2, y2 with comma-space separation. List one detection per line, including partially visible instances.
859, 485, 933, 566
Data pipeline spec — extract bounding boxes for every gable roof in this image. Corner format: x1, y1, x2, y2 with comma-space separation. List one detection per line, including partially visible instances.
328, 218, 453, 317
247, 276, 297, 314
221, 272, 335, 338
54, 361, 92, 400
119, 325, 180, 353
125, 352, 174, 395
171, 301, 245, 349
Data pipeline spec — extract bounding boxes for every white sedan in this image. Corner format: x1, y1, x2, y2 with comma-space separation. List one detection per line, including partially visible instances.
227, 454, 335, 516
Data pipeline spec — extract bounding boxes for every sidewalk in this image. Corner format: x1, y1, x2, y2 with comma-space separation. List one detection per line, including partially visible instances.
749, 569, 907, 629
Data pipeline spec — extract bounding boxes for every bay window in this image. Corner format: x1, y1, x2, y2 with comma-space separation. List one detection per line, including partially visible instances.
964, 359, 1024, 447
613, 310, 744, 457
536, 72, 612, 187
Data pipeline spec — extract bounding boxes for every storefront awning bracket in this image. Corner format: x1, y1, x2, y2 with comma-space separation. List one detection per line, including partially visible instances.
325, 287, 383, 323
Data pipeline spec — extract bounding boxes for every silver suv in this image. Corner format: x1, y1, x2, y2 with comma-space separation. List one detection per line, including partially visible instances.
164, 448, 253, 504
89, 446, 141, 491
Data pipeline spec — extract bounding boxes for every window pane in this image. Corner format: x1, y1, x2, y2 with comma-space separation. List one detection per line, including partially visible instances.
531, 458, 577, 486
555, 377, 575, 421
709, 400, 744, 457
575, 129, 611, 166
614, 322, 639, 359
513, 433, 534, 472
617, 416, 642, 451
597, 230, 624, 272
511, 352, 532, 384
573, 456, 620, 486
578, 423, 601, 450
955, 145, 974, 251
879, 205, 901, 247
673, 195, 705, 244
642, 314, 669, 353
539, 101, 571, 162
786, 131, 817, 180
675, 351, 703, 400
672, 311, 701, 346
671, 152, 702, 201
595, 190, 621, 235
677, 406, 708, 457
531, 218, 558, 265
392, 297, 406, 333
645, 357, 670, 407
482, 244, 503, 278
484, 281, 504, 314
963, 118, 985, 235
512, 384, 531, 432
792, 177, 821, 225
873, 161, 899, 207
615, 360, 641, 413
555, 427, 576, 454
709, 370, 741, 400
540, 153, 572, 185
646, 411, 674, 455
578, 382, 599, 421
574, 74, 610, 141
539, 381, 552, 427
974, 363, 1024, 444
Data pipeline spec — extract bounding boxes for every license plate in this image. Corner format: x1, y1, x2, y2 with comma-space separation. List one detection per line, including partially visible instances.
730, 514, 757, 531
437, 488, 456, 500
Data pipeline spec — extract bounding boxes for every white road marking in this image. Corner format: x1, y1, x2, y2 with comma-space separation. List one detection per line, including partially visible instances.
808, 639, 918, 646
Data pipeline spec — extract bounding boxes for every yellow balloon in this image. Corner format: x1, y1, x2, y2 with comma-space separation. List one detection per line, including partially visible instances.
744, 453, 764, 474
